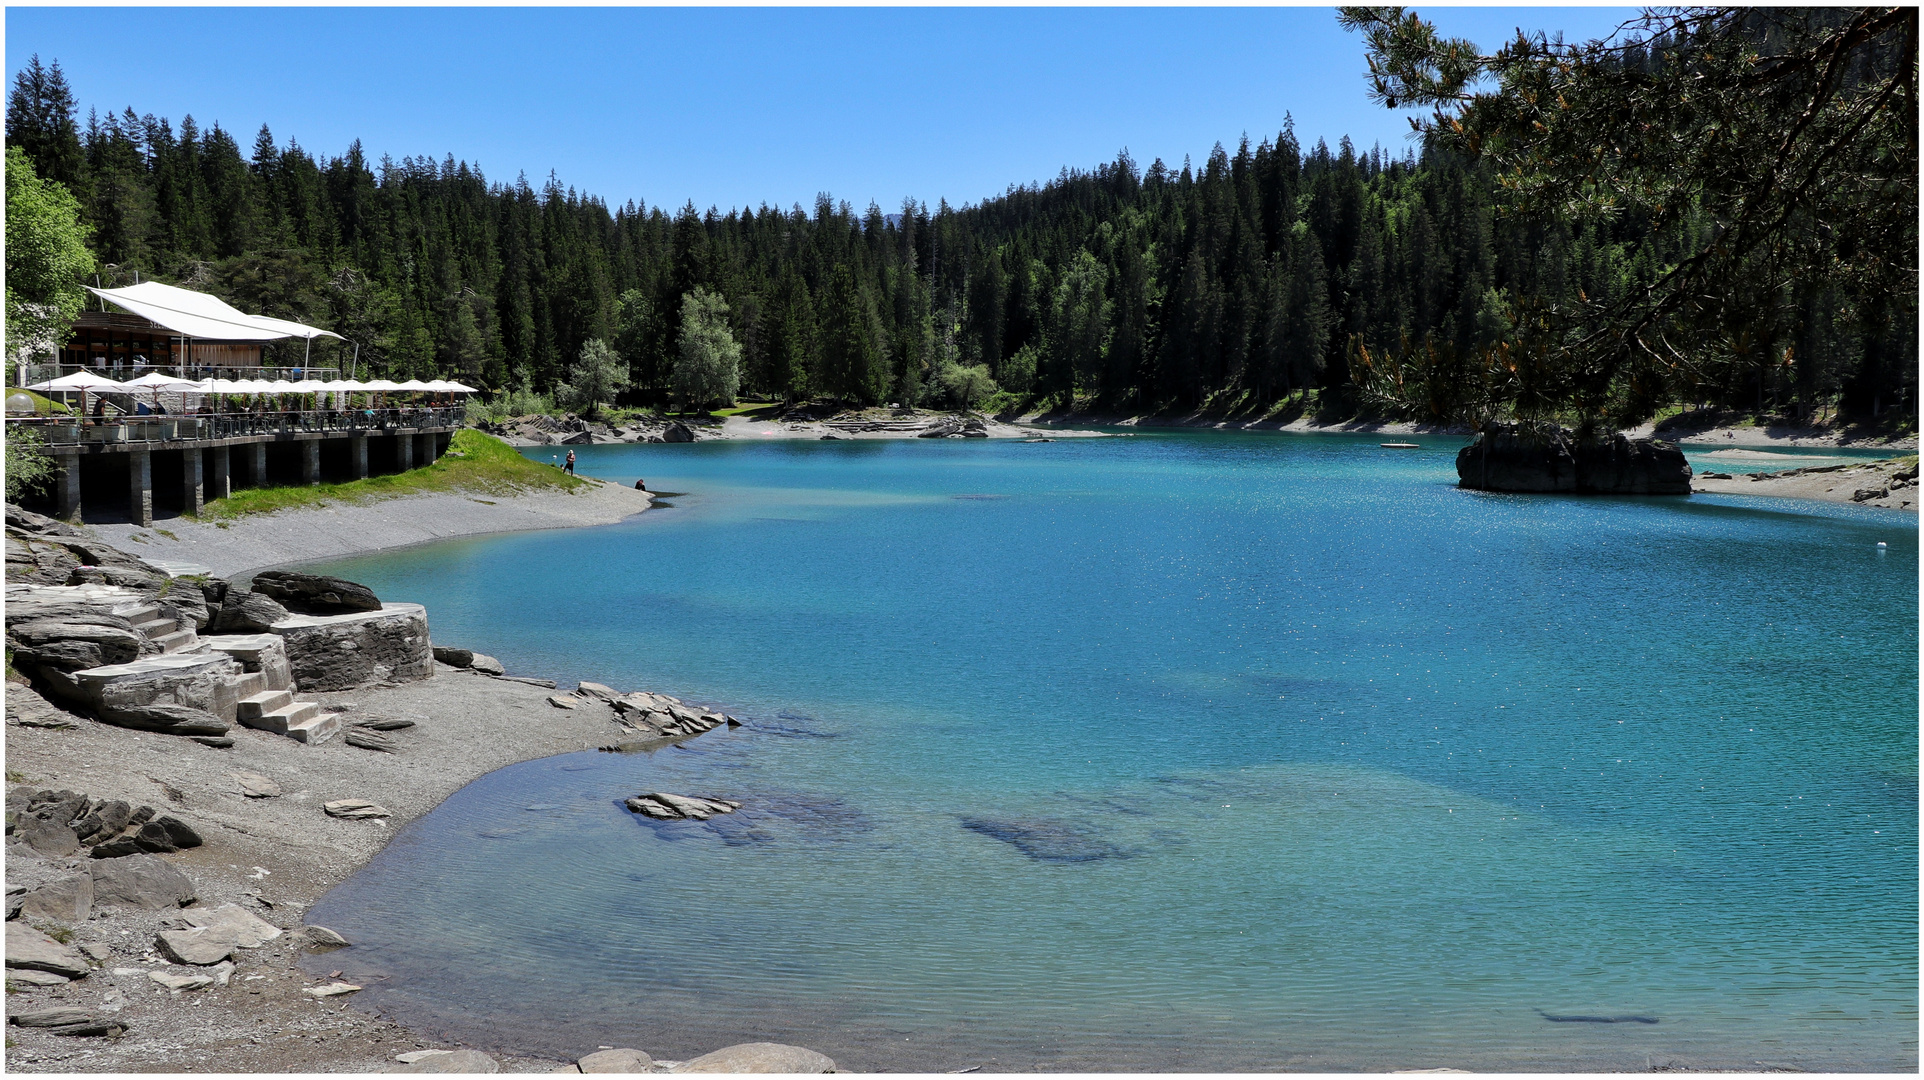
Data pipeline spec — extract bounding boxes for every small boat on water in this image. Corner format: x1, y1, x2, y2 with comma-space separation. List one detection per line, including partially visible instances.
1380, 442, 1420, 449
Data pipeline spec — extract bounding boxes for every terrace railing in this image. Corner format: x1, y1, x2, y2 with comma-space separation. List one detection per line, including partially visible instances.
6, 406, 466, 446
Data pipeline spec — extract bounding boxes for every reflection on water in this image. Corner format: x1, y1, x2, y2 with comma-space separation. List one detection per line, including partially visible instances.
306, 432, 1916, 1071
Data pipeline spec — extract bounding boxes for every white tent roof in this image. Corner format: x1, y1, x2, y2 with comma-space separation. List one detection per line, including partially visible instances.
27, 371, 130, 392
86, 281, 345, 342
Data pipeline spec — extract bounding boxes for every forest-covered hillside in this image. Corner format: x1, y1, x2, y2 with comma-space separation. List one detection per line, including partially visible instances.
5, 7, 1914, 426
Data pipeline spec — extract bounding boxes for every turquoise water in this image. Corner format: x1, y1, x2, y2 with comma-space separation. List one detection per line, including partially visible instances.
304, 433, 1917, 1072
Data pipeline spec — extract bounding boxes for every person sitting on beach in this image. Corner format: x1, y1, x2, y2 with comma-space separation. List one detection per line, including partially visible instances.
634, 478, 646, 491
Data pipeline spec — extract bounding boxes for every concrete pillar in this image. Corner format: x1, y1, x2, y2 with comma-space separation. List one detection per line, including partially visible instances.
394, 432, 414, 472
350, 435, 369, 479
54, 452, 82, 523
301, 440, 321, 486
128, 449, 153, 527
247, 443, 268, 488
181, 447, 204, 516
209, 445, 231, 501
415, 432, 438, 467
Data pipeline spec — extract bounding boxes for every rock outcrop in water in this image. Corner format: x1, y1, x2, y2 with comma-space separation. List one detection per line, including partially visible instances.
625, 793, 742, 820
1455, 424, 1692, 495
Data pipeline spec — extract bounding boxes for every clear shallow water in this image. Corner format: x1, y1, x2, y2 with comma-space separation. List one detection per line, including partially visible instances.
305, 432, 1917, 1072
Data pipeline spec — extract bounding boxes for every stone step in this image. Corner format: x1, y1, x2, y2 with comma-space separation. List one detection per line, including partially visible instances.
149, 629, 199, 654
233, 671, 265, 699
237, 690, 293, 721
133, 617, 178, 636
117, 602, 163, 625
242, 700, 321, 737
284, 711, 340, 745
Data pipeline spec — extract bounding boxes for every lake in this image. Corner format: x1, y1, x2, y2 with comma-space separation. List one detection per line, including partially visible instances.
303, 431, 1917, 1072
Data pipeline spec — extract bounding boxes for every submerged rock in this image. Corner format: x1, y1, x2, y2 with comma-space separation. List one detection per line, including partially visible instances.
1455, 424, 1691, 495
959, 816, 1135, 863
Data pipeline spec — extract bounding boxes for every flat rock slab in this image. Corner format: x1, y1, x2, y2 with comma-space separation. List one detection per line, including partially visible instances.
6, 968, 72, 987
90, 853, 196, 909
148, 969, 215, 992
5, 923, 92, 978
467, 653, 505, 676
325, 799, 392, 819
389, 1048, 500, 1072
182, 902, 283, 947
231, 769, 282, 798
302, 981, 362, 997
9, 1006, 127, 1037
155, 926, 237, 965
577, 1048, 655, 1073
673, 1042, 837, 1073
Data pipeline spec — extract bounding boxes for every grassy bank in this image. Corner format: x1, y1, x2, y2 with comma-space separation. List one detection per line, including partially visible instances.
195, 429, 586, 521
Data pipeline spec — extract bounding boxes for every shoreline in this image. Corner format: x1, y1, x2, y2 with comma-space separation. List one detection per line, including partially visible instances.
83, 477, 656, 580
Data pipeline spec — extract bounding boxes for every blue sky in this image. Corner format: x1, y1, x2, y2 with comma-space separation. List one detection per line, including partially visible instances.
6, 7, 1640, 215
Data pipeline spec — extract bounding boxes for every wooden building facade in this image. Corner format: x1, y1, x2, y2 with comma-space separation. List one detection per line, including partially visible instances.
60, 311, 263, 373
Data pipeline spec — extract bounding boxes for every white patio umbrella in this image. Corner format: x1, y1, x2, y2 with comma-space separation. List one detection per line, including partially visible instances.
397, 379, 433, 391
442, 381, 479, 393
26, 370, 130, 418
27, 371, 129, 393
121, 371, 205, 414
360, 379, 405, 391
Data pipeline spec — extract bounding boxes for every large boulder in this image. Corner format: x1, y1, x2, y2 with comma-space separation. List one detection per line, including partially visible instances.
661, 421, 696, 443
59, 651, 245, 728
90, 853, 195, 909
251, 570, 383, 615
578, 1049, 654, 1073
672, 1043, 837, 1073
1455, 424, 1692, 495
15, 875, 92, 924
215, 589, 292, 633
268, 604, 433, 691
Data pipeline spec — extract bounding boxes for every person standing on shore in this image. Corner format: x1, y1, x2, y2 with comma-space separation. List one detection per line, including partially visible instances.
565, 449, 576, 475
